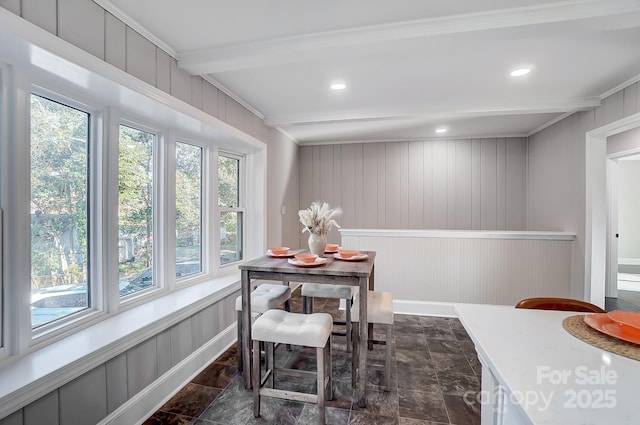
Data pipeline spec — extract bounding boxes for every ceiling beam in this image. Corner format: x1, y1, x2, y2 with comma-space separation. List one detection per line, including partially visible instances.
264, 97, 602, 127
178, 0, 640, 75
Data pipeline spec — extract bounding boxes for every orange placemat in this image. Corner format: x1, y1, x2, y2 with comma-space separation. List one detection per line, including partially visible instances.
563, 315, 640, 361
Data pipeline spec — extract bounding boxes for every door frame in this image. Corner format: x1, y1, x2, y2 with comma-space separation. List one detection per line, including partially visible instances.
586, 112, 640, 306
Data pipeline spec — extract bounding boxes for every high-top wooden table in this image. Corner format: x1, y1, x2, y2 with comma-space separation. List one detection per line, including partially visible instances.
238, 250, 376, 408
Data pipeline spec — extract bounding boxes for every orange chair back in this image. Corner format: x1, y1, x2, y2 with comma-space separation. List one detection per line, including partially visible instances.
515, 297, 605, 313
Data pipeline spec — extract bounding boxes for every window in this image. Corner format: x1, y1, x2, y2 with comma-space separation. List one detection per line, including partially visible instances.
118, 125, 155, 297
175, 142, 202, 278
218, 154, 243, 264
30, 94, 90, 328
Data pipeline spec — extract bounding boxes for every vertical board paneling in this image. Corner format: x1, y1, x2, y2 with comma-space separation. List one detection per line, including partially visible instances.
202, 82, 219, 118
0, 410, 22, 425
106, 353, 127, 414
23, 390, 58, 425
377, 143, 386, 228
105, 12, 126, 71
399, 142, 409, 228
305, 138, 525, 232
496, 138, 507, 229
471, 139, 482, 229
481, 139, 498, 230
155, 48, 171, 93
455, 140, 472, 229
362, 144, 378, 228
623, 84, 638, 117
171, 318, 193, 366
59, 365, 107, 425
319, 145, 334, 204
407, 141, 424, 228
340, 144, 357, 228
59, 0, 105, 60
423, 141, 433, 228
0, 0, 20, 15
22, 0, 56, 34
343, 233, 573, 305
604, 90, 624, 124
127, 338, 158, 397
353, 144, 364, 228
446, 141, 457, 229
332, 144, 342, 203
432, 141, 448, 228
507, 138, 525, 230
311, 146, 321, 199
385, 143, 401, 228
126, 28, 156, 87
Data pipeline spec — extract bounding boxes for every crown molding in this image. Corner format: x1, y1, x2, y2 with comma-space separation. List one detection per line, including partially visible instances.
178, 0, 640, 74
295, 135, 529, 147
600, 72, 640, 100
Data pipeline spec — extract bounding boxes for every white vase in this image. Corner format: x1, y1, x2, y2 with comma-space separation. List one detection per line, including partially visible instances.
308, 233, 327, 256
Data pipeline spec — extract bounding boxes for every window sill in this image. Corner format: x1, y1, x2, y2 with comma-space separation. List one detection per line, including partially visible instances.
0, 272, 240, 419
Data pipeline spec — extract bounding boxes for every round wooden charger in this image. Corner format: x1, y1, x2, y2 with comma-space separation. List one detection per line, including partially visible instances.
563, 315, 640, 361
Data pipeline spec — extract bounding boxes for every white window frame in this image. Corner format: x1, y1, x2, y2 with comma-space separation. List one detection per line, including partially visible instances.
172, 135, 210, 285
28, 86, 107, 347
218, 151, 246, 267
115, 117, 166, 308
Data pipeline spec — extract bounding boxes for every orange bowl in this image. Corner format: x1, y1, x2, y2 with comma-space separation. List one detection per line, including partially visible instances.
338, 250, 360, 258
270, 247, 290, 255
295, 253, 318, 263
325, 243, 339, 252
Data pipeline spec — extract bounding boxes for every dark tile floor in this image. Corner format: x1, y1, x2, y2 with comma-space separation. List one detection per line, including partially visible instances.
144, 289, 481, 425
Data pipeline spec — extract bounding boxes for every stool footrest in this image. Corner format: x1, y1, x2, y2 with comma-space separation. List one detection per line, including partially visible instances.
259, 388, 318, 404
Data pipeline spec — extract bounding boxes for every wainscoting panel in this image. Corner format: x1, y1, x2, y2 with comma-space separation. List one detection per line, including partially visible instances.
341, 229, 575, 306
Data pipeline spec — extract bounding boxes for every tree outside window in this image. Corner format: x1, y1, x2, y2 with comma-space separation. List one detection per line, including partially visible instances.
118, 125, 154, 297
30, 94, 90, 327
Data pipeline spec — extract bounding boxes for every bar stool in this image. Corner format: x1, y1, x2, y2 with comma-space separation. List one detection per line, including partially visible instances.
351, 290, 394, 391
252, 309, 333, 425
235, 283, 291, 372
301, 283, 354, 352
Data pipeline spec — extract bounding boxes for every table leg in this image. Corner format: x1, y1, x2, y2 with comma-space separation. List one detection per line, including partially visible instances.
356, 276, 368, 408
368, 265, 375, 350
241, 269, 252, 389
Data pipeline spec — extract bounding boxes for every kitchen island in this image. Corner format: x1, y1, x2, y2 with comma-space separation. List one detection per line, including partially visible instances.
456, 304, 640, 425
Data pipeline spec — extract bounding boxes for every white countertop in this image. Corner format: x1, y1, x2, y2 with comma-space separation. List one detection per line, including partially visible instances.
456, 304, 640, 425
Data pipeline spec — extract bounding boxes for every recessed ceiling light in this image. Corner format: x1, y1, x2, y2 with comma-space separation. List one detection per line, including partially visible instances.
330, 82, 346, 90
435, 128, 447, 134
510, 68, 531, 77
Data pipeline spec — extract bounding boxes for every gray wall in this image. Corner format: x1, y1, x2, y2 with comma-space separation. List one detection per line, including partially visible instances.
0, 291, 239, 425
0, 0, 299, 422
298, 138, 527, 247
528, 81, 640, 297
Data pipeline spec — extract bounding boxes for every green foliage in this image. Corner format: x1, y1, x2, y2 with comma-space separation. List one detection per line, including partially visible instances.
30, 95, 89, 289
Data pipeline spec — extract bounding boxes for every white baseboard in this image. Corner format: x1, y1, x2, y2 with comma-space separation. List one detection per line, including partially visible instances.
393, 300, 458, 317
619, 258, 640, 266
98, 323, 237, 425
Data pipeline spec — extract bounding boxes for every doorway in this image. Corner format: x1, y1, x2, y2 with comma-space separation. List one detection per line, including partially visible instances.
606, 152, 640, 311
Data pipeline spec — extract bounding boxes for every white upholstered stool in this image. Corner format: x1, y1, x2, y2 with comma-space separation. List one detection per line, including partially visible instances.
351, 290, 394, 391
252, 310, 333, 425
235, 283, 292, 372
301, 283, 354, 352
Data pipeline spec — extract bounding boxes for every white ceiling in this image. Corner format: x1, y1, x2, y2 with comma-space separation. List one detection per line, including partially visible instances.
101, 0, 640, 145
